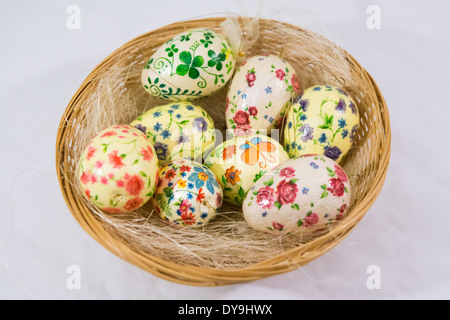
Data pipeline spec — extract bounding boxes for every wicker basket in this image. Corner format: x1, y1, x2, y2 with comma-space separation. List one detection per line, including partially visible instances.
56, 17, 391, 286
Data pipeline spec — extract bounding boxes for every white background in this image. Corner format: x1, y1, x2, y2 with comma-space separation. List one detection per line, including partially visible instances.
1, 0, 449, 300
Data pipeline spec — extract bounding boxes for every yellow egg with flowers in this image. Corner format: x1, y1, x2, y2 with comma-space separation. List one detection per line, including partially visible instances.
283, 85, 360, 163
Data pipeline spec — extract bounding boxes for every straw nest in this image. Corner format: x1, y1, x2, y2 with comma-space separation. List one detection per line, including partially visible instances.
56, 17, 390, 286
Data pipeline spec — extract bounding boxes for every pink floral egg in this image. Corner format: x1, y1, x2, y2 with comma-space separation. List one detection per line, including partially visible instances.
77, 125, 159, 213
226, 55, 299, 136
243, 155, 351, 236
151, 159, 223, 227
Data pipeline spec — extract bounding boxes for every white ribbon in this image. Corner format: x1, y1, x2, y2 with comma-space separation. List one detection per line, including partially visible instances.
220, 0, 265, 57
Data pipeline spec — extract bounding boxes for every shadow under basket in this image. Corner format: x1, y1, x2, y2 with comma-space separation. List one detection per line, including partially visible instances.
56, 17, 391, 286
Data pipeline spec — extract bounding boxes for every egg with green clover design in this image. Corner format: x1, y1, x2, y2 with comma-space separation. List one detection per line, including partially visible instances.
283, 85, 360, 163
130, 102, 216, 165
204, 133, 289, 206
151, 159, 223, 227
142, 28, 236, 101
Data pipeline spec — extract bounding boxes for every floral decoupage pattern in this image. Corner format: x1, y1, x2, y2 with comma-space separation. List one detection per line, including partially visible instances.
204, 134, 289, 206
130, 102, 216, 165
226, 55, 300, 136
243, 155, 351, 235
142, 28, 235, 101
77, 125, 159, 213
283, 85, 360, 163
151, 159, 223, 227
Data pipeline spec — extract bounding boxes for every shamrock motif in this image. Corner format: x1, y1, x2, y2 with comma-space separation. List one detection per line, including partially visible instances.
165, 44, 178, 58
200, 31, 215, 48
200, 38, 213, 48
207, 50, 226, 71
203, 31, 215, 39
180, 32, 192, 42
176, 51, 204, 79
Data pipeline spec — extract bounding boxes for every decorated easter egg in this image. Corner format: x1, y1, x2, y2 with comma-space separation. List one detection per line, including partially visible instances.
226, 55, 300, 136
243, 155, 351, 236
130, 102, 216, 165
152, 159, 223, 227
283, 85, 359, 163
142, 28, 236, 101
77, 125, 159, 213
204, 134, 289, 206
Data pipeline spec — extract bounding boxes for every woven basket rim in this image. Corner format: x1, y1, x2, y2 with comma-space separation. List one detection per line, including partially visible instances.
56, 17, 391, 286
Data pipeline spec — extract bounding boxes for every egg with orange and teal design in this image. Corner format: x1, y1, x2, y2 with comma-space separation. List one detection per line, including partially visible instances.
204, 134, 289, 206
152, 159, 223, 227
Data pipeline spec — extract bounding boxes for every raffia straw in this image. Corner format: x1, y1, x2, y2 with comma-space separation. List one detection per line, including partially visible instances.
56, 17, 390, 286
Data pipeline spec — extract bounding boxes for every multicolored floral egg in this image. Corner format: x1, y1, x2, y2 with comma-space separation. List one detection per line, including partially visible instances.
77, 125, 159, 213
151, 159, 223, 227
204, 134, 289, 206
226, 55, 300, 136
130, 102, 216, 165
142, 28, 236, 101
243, 155, 351, 236
283, 85, 359, 163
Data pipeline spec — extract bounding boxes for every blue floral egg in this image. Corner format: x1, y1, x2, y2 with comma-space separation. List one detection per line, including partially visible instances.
151, 159, 223, 227
130, 102, 216, 166
283, 85, 360, 163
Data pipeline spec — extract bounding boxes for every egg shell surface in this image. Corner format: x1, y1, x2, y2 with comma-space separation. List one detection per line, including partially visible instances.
130, 102, 216, 166
283, 85, 359, 163
243, 155, 351, 235
226, 54, 300, 136
151, 159, 223, 227
77, 125, 159, 213
205, 133, 289, 206
142, 28, 236, 101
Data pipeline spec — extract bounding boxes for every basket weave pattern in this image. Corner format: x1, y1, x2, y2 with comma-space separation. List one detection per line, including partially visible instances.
56, 18, 391, 286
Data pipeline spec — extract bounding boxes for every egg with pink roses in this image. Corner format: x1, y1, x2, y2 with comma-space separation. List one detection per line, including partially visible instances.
243, 155, 351, 237
226, 54, 299, 137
